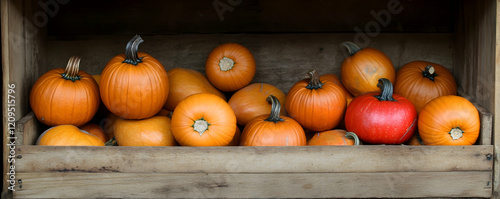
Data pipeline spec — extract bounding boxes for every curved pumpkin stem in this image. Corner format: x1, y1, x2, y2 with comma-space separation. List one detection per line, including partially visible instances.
62, 56, 82, 82
305, 69, 324, 90
264, 95, 285, 123
345, 131, 361, 145
422, 65, 438, 81
374, 78, 396, 101
124, 35, 144, 65
342, 42, 362, 56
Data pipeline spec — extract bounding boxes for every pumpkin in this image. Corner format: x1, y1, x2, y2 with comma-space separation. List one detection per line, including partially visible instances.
307, 130, 360, 146
418, 95, 479, 145
171, 93, 237, 146
240, 95, 306, 146
405, 132, 424, 145
228, 83, 286, 126
205, 43, 256, 92
100, 113, 120, 139
30, 56, 100, 127
286, 69, 346, 131
324, 74, 354, 106
340, 42, 395, 96
91, 75, 101, 86
345, 78, 417, 144
394, 61, 457, 113
156, 108, 172, 117
114, 116, 177, 146
80, 123, 108, 142
164, 68, 226, 111
37, 125, 104, 146
227, 127, 241, 146
100, 35, 169, 119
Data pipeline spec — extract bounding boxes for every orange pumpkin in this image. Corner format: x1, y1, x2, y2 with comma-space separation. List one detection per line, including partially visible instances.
307, 130, 360, 146
340, 42, 395, 96
227, 127, 241, 146
100, 113, 120, 139
405, 132, 424, 145
324, 74, 354, 106
91, 75, 101, 86
418, 95, 480, 145
228, 83, 286, 126
240, 95, 306, 146
171, 93, 237, 146
205, 43, 256, 92
80, 123, 108, 142
114, 116, 177, 146
286, 70, 346, 131
156, 108, 172, 117
394, 61, 457, 113
30, 56, 100, 127
37, 125, 104, 146
100, 35, 169, 119
164, 68, 226, 111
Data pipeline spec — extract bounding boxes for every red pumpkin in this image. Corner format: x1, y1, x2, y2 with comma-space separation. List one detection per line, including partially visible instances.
394, 61, 457, 113
307, 130, 360, 146
30, 56, 100, 127
240, 95, 306, 146
341, 42, 395, 96
286, 70, 346, 131
345, 78, 417, 144
100, 35, 169, 119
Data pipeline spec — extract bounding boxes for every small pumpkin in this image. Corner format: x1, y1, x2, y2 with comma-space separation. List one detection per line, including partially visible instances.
345, 78, 417, 144
171, 93, 237, 146
80, 123, 108, 142
240, 95, 306, 146
307, 130, 360, 146
37, 125, 104, 146
30, 56, 100, 127
164, 68, 226, 111
227, 127, 241, 146
418, 95, 479, 145
114, 116, 177, 146
156, 108, 172, 117
286, 69, 346, 131
228, 83, 287, 126
205, 43, 256, 92
100, 35, 169, 119
340, 42, 395, 96
394, 61, 457, 113
324, 74, 354, 106
405, 132, 424, 146
100, 113, 120, 139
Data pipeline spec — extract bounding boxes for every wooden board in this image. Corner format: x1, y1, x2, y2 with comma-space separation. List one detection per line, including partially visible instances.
458, 88, 493, 146
13, 172, 492, 198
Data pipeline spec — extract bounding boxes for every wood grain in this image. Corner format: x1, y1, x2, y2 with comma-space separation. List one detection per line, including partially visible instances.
15, 112, 42, 146
494, 0, 500, 198
458, 88, 493, 146
13, 172, 492, 198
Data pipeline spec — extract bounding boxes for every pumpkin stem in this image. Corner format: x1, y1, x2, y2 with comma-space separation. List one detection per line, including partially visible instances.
305, 69, 324, 89
193, 118, 210, 136
105, 137, 118, 146
264, 95, 285, 123
123, 35, 144, 66
61, 56, 82, 82
342, 41, 362, 56
345, 132, 361, 145
422, 65, 438, 81
449, 127, 464, 140
219, 57, 235, 71
374, 78, 396, 101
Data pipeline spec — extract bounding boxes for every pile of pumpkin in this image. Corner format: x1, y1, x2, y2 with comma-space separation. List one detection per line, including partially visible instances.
31, 35, 480, 147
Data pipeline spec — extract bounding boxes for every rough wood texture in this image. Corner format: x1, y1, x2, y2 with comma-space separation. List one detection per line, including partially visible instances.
13, 172, 492, 198
494, 1, 500, 198
46, 33, 453, 94
15, 112, 41, 146
458, 88, 493, 146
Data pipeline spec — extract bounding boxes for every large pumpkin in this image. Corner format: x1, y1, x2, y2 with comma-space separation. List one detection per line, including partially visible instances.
324, 74, 354, 106
37, 125, 104, 146
394, 61, 457, 113
418, 95, 479, 145
30, 56, 100, 127
340, 42, 395, 96
286, 70, 346, 131
240, 95, 306, 146
164, 68, 226, 111
171, 93, 237, 146
345, 78, 417, 144
307, 130, 360, 146
228, 83, 286, 126
114, 116, 177, 146
205, 43, 256, 92
100, 35, 169, 119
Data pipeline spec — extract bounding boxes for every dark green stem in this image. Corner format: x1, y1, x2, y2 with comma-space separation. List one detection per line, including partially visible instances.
264, 95, 285, 123
422, 65, 438, 81
345, 132, 361, 145
305, 69, 324, 90
342, 41, 362, 56
374, 78, 396, 101
105, 137, 118, 146
61, 56, 82, 82
123, 35, 144, 65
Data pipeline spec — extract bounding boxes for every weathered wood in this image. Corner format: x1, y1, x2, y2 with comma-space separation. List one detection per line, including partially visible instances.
494, 0, 500, 198
13, 171, 492, 198
15, 145, 493, 173
15, 112, 42, 146
458, 88, 493, 146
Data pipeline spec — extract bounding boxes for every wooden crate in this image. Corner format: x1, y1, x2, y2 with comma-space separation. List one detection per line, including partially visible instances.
2, 0, 499, 198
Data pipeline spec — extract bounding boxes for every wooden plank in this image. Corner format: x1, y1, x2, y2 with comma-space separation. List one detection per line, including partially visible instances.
13, 171, 492, 198
46, 33, 454, 94
458, 88, 493, 146
15, 145, 493, 173
15, 112, 42, 146
494, 0, 500, 198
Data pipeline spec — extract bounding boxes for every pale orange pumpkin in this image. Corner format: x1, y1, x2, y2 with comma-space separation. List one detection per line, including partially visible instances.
80, 123, 108, 142
37, 125, 104, 146
114, 116, 177, 146
307, 130, 360, 146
